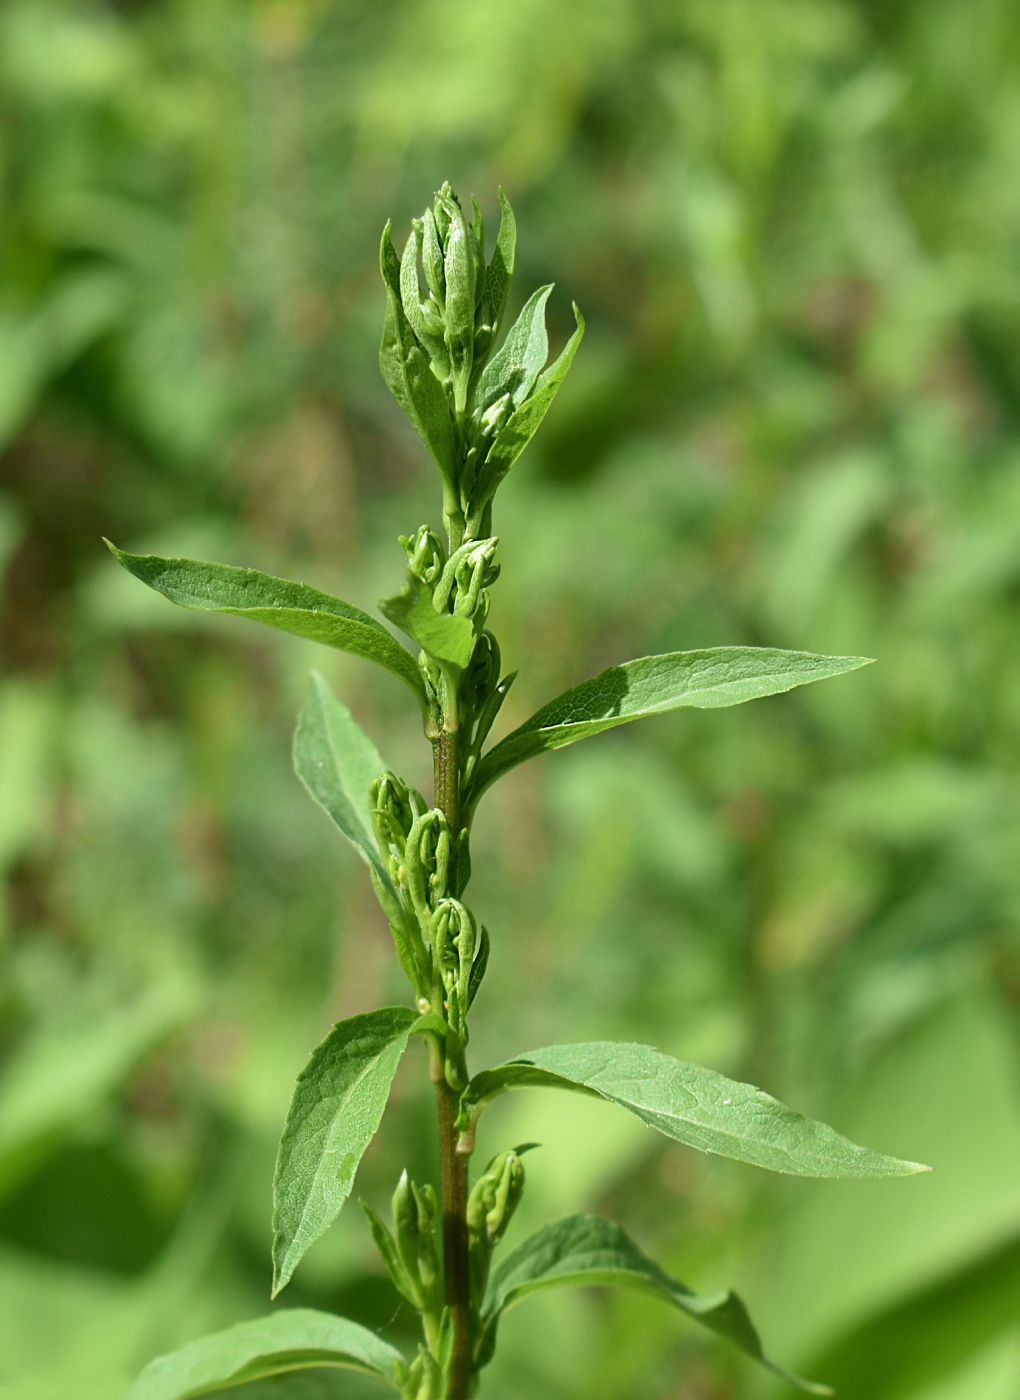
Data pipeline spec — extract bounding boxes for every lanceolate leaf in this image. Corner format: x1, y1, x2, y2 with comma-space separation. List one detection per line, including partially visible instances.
477, 1214, 830, 1394
379, 226, 457, 495
272, 1008, 422, 1295
484, 188, 516, 331
127, 1309, 404, 1400
292, 672, 394, 894
105, 545, 427, 710
465, 646, 872, 811
379, 574, 479, 674
473, 284, 552, 416
462, 1042, 929, 1178
469, 304, 584, 520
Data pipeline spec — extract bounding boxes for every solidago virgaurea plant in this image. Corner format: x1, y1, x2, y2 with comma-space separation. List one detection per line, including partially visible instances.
113, 184, 929, 1400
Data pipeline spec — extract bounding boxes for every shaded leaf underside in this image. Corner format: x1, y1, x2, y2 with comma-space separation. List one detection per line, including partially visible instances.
479, 1214, 831, 1394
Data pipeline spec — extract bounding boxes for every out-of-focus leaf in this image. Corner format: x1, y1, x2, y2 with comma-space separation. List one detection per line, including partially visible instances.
272, 1008, 421, 1295
0, 680, 55, 870
473, 284, 552, 414
292, 671, 392, 892
469, 304, 584, 518
0, 977, 196, 1197
105, 546, 427, 707
466, 647, 872, 810
379, 573, 479, 673
810, 1229, 1020, 1400
0, 270, 124, 450
462, 1042, 928, 1177
128, 1310, 404, 1400
477, 1214, 830, 1393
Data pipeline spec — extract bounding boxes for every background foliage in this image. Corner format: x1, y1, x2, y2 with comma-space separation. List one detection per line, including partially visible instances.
2, 0, 1020, 1396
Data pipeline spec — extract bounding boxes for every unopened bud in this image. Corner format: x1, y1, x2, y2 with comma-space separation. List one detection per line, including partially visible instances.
467, 1150, 525, 1249
370, 772, 425, 882
401, 525, 447, 587
421, 206, 445, 308
403, 810, 451, 923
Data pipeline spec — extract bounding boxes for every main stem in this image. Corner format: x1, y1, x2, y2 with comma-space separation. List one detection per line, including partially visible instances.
433, 729, 473, 1400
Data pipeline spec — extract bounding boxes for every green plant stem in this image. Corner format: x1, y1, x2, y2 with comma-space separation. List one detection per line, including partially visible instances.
432, 728, 472, 1398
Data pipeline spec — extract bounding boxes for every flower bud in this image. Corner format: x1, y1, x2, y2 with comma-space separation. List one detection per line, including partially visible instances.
467, 1149, 527, 1309
432, 537, 497, 618
437, 189, 478, 410
401, 525, 447, 587
370, 772, 425, 882
428, 897, 476, 1033
468, 1150, 525, 1248
405, 1346, 442, 1400
403, 809, 451, 925
400, 225, 448, 375
393, 1171, 440, 1311
421, 206, 445, 308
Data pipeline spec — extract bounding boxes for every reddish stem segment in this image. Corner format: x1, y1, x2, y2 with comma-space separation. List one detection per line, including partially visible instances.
432, 728, 473, 1398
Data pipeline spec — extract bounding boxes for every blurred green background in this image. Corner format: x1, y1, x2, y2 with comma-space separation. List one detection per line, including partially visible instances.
2, 0, 1020, 1396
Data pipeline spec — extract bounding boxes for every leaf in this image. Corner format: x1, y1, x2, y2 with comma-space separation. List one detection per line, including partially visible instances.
465, 646, 873, 810
379, 228, 457, 492
810, 1227, 1020, 1400
105, 545, 427, 709
462, 1042, 930, 1178
472, 284, 552, 416
0, 975, 196, 1200
127, 1309, 404, 1400
272, 1008, 422, 1295
379, 574, 479, 674
292, 671, 394, 894
468, 303, 584, 518
477, 1214, 830, 1393
484, 188, 516, 330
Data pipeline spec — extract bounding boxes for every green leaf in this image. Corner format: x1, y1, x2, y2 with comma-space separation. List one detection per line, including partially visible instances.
473, 284, 552, 415
292, 671, 394, 894
379, 573, 479, 674
105, 545, 427, 710
484, 188, 516, 330
468, 303, 583, 520
462, 1042, 930, 1178
465, 646, 872, 811
379, 229, 457, 495
810, 1227, 1020, 1400
272, 1008, 421, 1295
477, 1214, 830, 1393
127, 1309, 404, 1400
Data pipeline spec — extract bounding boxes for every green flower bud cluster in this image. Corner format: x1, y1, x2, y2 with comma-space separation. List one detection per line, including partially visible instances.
363, 1173, 446, 1398
402, 525, 500, 622
370, 771, 485, 1080
467, 1149, 528, 1321
381, 181, 581, 555
399, 183, 491, 418
459, 631, 516, 789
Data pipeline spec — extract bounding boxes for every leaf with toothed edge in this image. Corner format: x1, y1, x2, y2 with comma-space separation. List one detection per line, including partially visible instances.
272, 1007, 429, 1295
